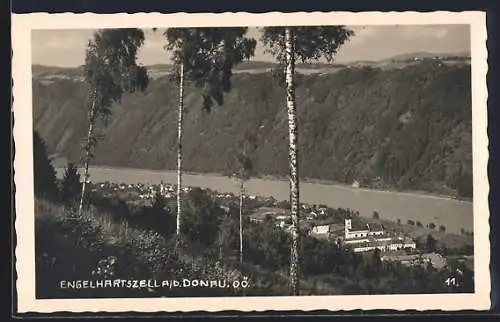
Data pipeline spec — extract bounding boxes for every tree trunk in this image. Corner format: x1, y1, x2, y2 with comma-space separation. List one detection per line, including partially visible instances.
176, 62, 185, 236
239, 178, 244, 264
219, 230, 224, 261
78, 92, 97, 216
285, 27, 300, 296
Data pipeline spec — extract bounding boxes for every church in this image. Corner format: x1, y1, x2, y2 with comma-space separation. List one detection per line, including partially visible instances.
344, 218, 385, 239
343, 217, 416, 253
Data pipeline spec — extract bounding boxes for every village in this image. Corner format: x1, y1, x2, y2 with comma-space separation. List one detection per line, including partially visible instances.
249, 203, 452, 270
87, 180, 471, 275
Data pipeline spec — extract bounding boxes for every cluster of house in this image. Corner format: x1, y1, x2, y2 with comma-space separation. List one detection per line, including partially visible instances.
310, 217, 417, 254
93, 181, 191, 200
249, 205, 330, 226
93, 182, 143, 195
380, 252, 447, 270
247, 207, 286, 224
215, 192, 258, 201
249, 205, 452, 270
308, 217, 454, 269
94, 181, 267, 207
133, 182, 190, 200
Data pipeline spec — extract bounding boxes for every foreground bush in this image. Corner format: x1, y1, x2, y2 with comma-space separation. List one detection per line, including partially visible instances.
35, 199, 250, 298
33, 130, 59, 201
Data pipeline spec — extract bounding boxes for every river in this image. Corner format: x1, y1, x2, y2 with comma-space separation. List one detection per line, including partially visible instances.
56, 166, 474, 235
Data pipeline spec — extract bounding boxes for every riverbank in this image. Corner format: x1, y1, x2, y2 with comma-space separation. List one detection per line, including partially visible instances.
56, 165, 473, 204
55, 166, 474, 235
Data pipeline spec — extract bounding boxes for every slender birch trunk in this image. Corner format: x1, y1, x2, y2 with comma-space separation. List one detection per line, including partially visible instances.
285, 27, 300, 296
219, 229, 224, 261
78, 91, 97, 216
239, 178, 244, 264
176, 62, 185, 236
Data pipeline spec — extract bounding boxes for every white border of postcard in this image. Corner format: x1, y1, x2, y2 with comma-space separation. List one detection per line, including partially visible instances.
12, 11, 490, 313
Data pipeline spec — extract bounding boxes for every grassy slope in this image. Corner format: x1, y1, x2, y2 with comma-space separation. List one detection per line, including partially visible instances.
33, 61, 472, 198
35, 198, 258, 298
379, 219, 474, 250
35, 198, 340, 298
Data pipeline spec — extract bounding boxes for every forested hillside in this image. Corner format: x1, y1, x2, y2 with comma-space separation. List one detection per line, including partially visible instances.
32, 60, 473, 198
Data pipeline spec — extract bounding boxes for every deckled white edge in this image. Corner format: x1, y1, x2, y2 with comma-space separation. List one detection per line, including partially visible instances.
12, 11, 490, 313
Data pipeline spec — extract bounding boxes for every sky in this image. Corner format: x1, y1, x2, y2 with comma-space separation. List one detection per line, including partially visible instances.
31, 25, 470, 67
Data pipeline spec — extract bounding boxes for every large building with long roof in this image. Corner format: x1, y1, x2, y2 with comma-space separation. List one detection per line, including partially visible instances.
342, 217, 416, 253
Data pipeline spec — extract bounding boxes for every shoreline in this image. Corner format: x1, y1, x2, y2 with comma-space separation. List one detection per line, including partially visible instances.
55, 165, 472, 205
54, 164, 474, 234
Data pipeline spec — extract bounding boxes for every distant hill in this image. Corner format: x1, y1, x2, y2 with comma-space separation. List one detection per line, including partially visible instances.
32, 65, 84, 77
386, 51, 471, 62
32, 51, 470, 80
144, 61, 278, 71
33, 59, 473, 199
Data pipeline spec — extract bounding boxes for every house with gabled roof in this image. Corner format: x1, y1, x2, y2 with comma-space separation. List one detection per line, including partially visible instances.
343, 217, 416, 253
310, 224, 330, 236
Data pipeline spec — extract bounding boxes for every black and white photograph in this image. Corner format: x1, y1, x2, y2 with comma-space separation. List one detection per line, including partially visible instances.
13, 11, 490, 312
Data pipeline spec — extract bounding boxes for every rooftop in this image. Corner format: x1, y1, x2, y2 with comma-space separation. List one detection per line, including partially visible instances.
381, 254, 420, 262
311, 224, 330, 231
349, 221, 369, 231
367, 222, 384, 232
251, 207, 287, 220
347, 235, 415, 248
381, 252, 446, 269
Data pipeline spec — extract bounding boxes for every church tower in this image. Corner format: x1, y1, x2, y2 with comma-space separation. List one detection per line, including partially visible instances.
345, 218, 352, 238
160, 180, 165, 195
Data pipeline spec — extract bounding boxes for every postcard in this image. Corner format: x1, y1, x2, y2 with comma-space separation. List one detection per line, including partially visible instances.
12, 11, 490, 313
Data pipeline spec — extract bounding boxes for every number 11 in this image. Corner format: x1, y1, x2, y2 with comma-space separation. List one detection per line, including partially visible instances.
445, 277, 456, 286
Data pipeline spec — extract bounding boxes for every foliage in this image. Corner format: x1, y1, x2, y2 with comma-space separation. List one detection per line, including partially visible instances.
78, 29, 151, 212
60, 162, 81, 205
90, 188, 177, 238
225, 133, 258, 181
277, 200, 291, 209
182, 187, 224, 245
261, 26, 354, 64
80, 28, 150, 191
34, 198, 244, 298
92, 195, 131, 222
260, 26, 354, 83
426, 234, 438, 252
300, 236, 343, 275
216, 215, 240, 259
244, 222, 291, 270
163, 27, 256, 112
131, 191, 176, 237
84, 28, 149, 124
454, 172, 473, 198
33, 130, 59, 200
